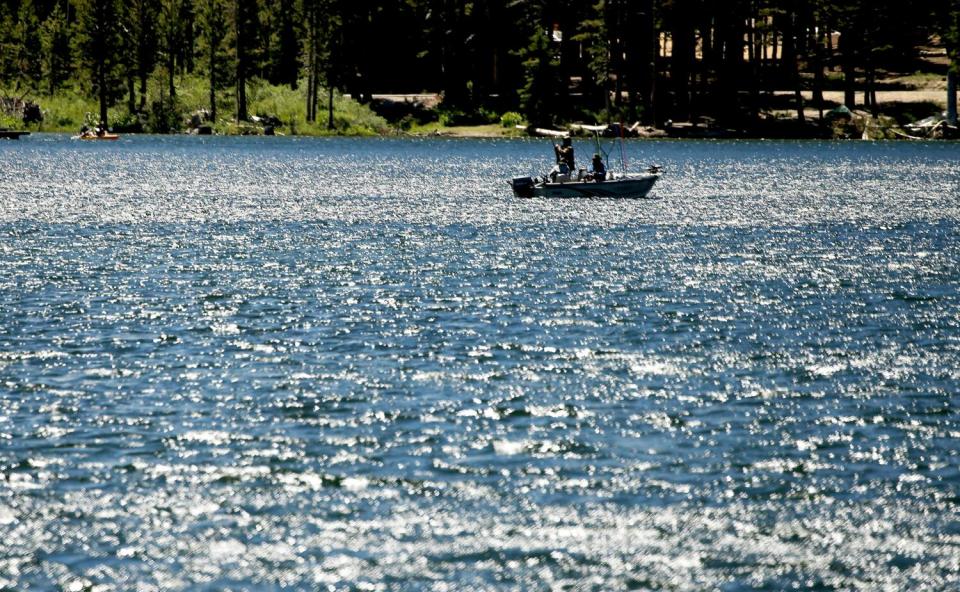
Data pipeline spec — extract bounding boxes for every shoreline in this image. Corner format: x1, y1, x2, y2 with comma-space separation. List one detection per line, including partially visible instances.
11, 127, 958, 141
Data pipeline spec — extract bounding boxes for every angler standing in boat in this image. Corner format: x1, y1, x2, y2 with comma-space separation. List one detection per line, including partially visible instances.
550, 137, 576, 181
554, 137, 575, 170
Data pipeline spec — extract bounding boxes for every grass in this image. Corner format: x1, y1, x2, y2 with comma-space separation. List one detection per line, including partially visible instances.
2, 75, 391, 135
4, 86, 101, 132
407, 121, 526, 137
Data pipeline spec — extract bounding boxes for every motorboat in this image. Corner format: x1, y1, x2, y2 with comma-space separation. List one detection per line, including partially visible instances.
509, 166, 660, 199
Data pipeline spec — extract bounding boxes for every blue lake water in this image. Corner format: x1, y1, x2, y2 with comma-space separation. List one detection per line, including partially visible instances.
1, 134, 959, 590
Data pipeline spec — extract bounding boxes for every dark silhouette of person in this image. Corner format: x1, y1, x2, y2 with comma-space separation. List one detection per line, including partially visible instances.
589, 153, 606, 181
554, 137, 575, 171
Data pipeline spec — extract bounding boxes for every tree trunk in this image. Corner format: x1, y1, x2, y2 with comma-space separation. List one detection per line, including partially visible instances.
99, 61, 108, 126
812, 29, 824, 120
671, 1, 695, 121
209, 44, 217, 122
327, 86, 334, 130
948, 69, 957, 126
139, 71, 148, 112
840, 31, 856, 108
128, 74, 136, 114
168, 54, 176, 100
235, 0, 247, 121
864, 65, 876, 114
237, 70, 246, 121
305, 6, 315, 123
717, 9, 745, 123
628, 0, 656, 124
785, 5, 803, 123
306, 59, 314, 122
748, 17, 761, 118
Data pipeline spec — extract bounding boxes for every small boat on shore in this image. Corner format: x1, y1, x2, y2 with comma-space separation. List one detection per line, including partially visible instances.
74, 132, 120, 141
509, 167, 660, 199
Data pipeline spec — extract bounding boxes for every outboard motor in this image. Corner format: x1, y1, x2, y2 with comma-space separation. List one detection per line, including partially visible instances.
510, 176, 536, 198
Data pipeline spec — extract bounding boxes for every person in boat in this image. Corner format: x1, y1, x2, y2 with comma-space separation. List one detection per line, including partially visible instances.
587, 153, 606, 182
550, 137, 575, 182
95, 122, 106, 137
554, 137, 575, 171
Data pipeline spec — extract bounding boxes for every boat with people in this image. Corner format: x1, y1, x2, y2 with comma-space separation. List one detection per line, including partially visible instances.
74, 130, 120, 141
508, 129, 661, 199
73, 121, 120, 141
509, 167, 660, 198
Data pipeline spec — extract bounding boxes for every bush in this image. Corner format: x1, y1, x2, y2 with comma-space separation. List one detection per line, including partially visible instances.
0, 113, 20, 129
438, 106, 499, 127
110, 111, 145, 133
500, 111, 523, 128
147, 95, 184, 133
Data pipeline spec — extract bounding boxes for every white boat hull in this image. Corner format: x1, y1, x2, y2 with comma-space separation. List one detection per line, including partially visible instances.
510, 173, 659, 199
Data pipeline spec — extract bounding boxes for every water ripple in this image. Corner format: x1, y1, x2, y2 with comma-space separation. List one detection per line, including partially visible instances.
1, 135, 959, 589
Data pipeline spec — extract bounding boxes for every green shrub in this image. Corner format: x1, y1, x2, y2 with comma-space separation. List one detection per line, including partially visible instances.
147, 94, 185, 133
2, 76, 391, 135
110, 111, 145, 133
500, 111, 523, 128
0, 113, 20, 129
438, 107, 494, 126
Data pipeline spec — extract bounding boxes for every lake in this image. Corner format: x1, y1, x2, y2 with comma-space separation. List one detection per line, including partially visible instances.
1, 134, 958, 590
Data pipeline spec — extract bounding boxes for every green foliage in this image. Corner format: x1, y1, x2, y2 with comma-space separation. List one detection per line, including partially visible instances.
125, 0, 160, 112
73, 0, 126, 123
147, 85, 183, 133
39, 4, 72, 95
266, 0, 301, 87
34, 91, 100, 131
2, 0, 955, 134
515, 26, 563, 127
0, 112, 21, 129
500, 111, 523, 128
110, 110, 146, 133
13, 0, 43, 90
572, 1, 610, 113
437, 106, 498, 127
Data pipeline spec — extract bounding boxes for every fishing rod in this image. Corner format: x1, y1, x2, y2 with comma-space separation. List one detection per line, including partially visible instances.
618, 121, 627, 173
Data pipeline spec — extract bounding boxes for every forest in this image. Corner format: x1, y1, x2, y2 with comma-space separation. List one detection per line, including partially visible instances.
1, 0, 959, 134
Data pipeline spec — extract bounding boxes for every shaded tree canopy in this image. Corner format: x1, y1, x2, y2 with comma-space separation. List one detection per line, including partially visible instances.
0, 0, 953, 127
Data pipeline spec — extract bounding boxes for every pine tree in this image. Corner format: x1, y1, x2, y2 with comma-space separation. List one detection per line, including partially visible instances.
159, 0, 183, 100
39, 3, 72, 96
938, 1, 960, 124
573, 1, 611, 118
516, 24, 563, 127
267, 0, 298, 88
198, 0, 230, 122
234, 0, 260, 121
125, 0, 159, 112
74, 0, 125, 126
13, 0, 44, 91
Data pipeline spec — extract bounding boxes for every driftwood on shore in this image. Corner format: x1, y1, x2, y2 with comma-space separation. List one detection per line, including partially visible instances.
904, 116, 959, 139
520, 122, 669, 139
519, 126, 569, 138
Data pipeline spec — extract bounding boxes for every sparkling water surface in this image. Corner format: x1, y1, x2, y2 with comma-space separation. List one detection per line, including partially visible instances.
1, 134, 959, 590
